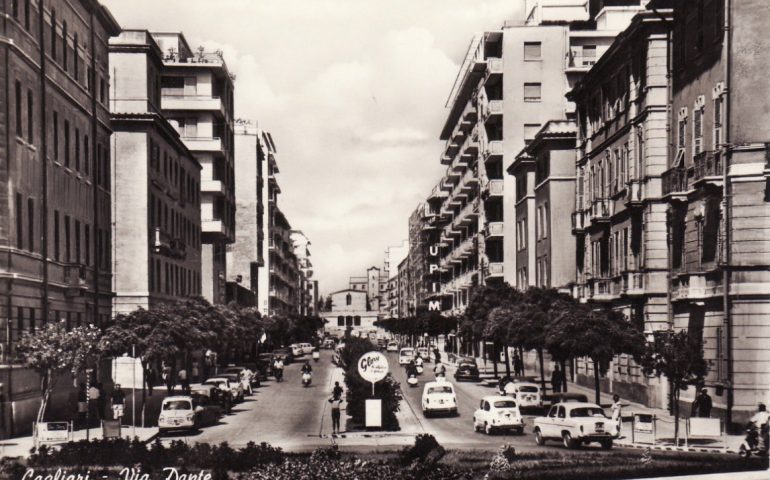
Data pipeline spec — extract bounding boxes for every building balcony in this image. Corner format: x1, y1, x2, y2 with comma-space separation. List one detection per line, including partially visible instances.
486, 262, 504, 279
64, 264, 87, 297
590, 198, 612, 224
661, 166, 690, 197
671, 273, 724, 302
481, 99, 503, 124
453, 201, 479, 228
181, 137, 225, 156
589, 277, 614, 301
201, 180, 225, 195
621, 271, 645, 296
483, 140, 504, 163
571, 210, 586, 234
428, 184, 448, 201
484, 57, 503, 83
482, 179, 504, 197
460, 103, 478, 130
565, 53, 597, 73
154, 228, 186, 259
485, 221, 503, 238
625, 179, 644, 208
692, 150, 723, 187
202, 219, 230, 238
161, 95, 226, 118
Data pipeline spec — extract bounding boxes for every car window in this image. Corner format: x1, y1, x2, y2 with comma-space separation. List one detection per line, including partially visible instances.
494, 400, 517, 409
518, 386, 539, 393
427, 386, 453, 394
484, 401, 490, 411
163, 400, 192, 411
558, 406, 566, 418
548, 406, 558, 418
570, 407, 607, 418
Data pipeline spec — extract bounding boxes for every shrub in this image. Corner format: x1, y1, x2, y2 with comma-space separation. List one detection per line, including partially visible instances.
339, 337, 402, 430
399, 434, 446, 466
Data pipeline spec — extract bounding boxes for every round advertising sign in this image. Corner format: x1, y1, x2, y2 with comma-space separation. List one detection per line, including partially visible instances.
358, 351, 389, 383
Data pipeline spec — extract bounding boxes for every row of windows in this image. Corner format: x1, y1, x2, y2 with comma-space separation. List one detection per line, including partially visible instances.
149, 140, 199, 205
149, 194, 200, 249
149, 258, 200, 297
588, 142, 631, 201
336, 316, 362, 327
535, 255, 549, 287
676, 95, 724, 162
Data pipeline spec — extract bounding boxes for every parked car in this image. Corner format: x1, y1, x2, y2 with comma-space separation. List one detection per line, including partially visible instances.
421, 380, 458, 417
533, 402, 614, 449
399, 347, 415, 365
501, 381, 543, 410
297, 342, 314, 355
191, 384, 231, 414
321, 338, 336, 349
386, 341, 399, 353
204, 377, 242, 404
473, 395, 525, 435
289, 344, 304, 357
272, 348, 294, 365
545, 392, 588, 407
256, 354, 274, 378
454, 360, 480, 382
218, 373, 246, 401
158, 395, 219, 434
417, 347, 430, 362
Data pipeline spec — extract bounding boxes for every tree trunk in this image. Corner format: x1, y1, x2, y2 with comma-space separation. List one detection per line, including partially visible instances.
593, 360, 601, 405
37, 371, 52, 425
492, 343, 499, 379
504, 345, 511, 378
673, 386, 680, 445
560, 359, 568, 392
538, 349, 547, 392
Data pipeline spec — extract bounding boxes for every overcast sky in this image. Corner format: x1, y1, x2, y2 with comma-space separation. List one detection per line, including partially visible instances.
103, 0, 525, 294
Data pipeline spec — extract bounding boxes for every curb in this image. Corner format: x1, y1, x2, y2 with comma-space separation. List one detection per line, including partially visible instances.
615, 441, 736, 454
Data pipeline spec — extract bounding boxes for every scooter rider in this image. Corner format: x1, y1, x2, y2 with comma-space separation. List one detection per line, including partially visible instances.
414, 355, 424, 368
273, 357, 285, 381
405, 360, 417, 377
301, 360, 313, 375
434, 362, 446, 377
749, 403, 769, 453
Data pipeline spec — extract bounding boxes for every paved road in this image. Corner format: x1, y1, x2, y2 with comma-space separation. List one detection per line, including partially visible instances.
161, 351, 336, 449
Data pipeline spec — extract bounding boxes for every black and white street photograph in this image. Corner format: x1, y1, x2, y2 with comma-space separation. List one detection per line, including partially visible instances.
0, 0, 768, 479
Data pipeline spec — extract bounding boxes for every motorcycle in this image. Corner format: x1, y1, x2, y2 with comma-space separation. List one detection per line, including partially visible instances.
739, 423, 769, 458
302, 372, 312, 387
312, 351, 320, 362
274, 368, 284, 382
415, 365, 424, 375
407, 374, 419, 387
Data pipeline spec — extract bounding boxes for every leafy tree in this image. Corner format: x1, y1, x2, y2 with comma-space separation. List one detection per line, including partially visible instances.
463, 283, 519, 376
640, 329, 708, 443
16, 321, 103, 424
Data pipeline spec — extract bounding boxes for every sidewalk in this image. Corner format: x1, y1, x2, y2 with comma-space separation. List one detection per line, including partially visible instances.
0, 424, 158, 459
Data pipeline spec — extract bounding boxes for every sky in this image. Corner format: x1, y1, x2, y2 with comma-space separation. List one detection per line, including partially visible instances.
103, 0, 526, 294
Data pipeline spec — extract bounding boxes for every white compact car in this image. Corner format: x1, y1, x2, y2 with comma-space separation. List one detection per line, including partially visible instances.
533, 402, 614, 449
473, 395, 525, 435
158, 396, 198, 433
502, 381, 542, 409
417, 347, 430, 361
289, 344, 304, 357
298, 342, 314, 355
421, 380, 458, 417
399, 347, 415, 365
386, 342, 399, 352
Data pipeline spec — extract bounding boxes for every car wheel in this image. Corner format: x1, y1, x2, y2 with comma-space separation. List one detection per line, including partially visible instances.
484, 422, 493, 435
562, 431, 577, 449
739, 445, 750, 458
599, 439, 613, 450
534, 428, 545, 446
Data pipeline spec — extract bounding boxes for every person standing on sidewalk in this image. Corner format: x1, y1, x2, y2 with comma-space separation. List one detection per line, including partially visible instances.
178, 368, 190, 394
692, 388, 713, 418
111, 384, 126, 423
551, 365, 564, 394
513, 353, 523, 376
329, 394, 344, 436
332, 381, 343, 399
611, 394, 623, 438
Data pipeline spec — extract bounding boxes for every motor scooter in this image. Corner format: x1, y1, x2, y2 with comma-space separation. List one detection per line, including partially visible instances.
739, 423, 769, 458
407, 374, 419, 387
274, 368, 283, 382
302, 372, 312, 387
312, 350, 320, 362
415, 365, 424, 375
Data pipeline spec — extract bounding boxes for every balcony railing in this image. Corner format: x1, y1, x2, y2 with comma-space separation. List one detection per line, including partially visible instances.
566, 53, 597, 70
591, 278, 613, 300
571, 211, 586, 233
692, 150, 722, 184
487, 262, 504, 278
621, 271, 644, 295
181, 136, 223, 154
662, 167, 689, 195
483, 140, 504, 162
481, 99, 503, 123
485, 57, 503, 81
591, 198, 612, 222
626, 179, 644, 207
486, 221, 504, 237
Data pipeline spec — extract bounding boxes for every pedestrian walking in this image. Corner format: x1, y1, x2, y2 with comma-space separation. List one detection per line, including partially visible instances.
611, 394, 623, 438
178, 368, 190, 394
162, 364, 174, 394
550, 365, 564, 394
146, 366, 156, 396
111, 384, 126, 423
88, 383, 101, 425
513, 354, 523, 377
329, 394, 344, 435
332, 381, 343, 399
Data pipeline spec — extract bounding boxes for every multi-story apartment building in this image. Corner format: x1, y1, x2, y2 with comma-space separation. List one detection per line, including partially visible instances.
433, 1, 642, 313
0, 0, 120, 437
291, 230, 316, 316
256, 130, 276, 314
397, 256, 411, 318
269, 209, 299, 316
109, 30, 202, 315
569, 10, 673, 408
406, 202, 433, 314
225, 120, 264, 307
651, 0, 770, 425
151, 32, 235, 306
508, 120, 577, 290
383, 240, 408, 317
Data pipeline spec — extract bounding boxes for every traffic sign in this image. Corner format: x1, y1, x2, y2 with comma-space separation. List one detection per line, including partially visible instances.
358, 351, 388, 383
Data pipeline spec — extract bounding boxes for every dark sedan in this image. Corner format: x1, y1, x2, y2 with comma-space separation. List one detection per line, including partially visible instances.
454, 361, 480, 382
